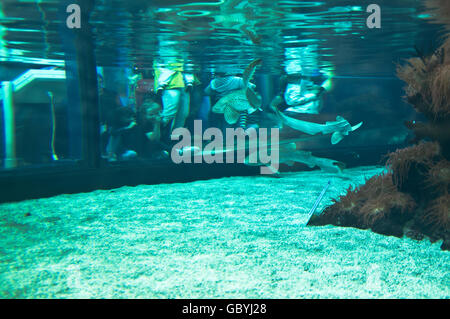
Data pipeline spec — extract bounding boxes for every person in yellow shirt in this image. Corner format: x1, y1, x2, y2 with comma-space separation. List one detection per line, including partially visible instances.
153, 61, 196, 137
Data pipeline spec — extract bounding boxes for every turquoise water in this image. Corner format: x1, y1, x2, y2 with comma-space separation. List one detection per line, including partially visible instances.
0, 1, 449, 299
1, 0, 445, 73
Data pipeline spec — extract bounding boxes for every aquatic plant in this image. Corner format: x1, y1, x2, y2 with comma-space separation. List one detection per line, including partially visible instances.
386, 141, 440, 187
311, 138, 449, 249
310, 47, 449, 247
444, 38, 450, 63
425, 159, 450, 193
397, 37, 450, 120
419, 195, 450, 235
359, 175, 416, 228
431, 66, 450, 116
396, 57, 429, 105
312, 184, 363, 227
309, 0, 450, 250
309, 173, 416, 237
424, 0, 450, 32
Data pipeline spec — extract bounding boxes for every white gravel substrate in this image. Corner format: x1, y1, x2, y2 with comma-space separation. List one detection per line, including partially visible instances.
0, 166, 448, 298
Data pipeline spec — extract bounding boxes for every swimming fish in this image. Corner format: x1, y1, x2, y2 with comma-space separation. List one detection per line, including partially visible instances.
277, 143, 345, 173
270, 96, 363, 144
212, 58, 263, 124
245, 142, 345, 174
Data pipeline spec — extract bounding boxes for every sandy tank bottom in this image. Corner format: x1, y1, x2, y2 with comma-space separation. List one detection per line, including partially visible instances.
0, 166, 448, 298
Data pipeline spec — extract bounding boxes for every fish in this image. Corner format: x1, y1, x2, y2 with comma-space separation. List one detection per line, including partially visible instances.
245, 142, 345, 174
275, 142, 345, 173
211, 58, 262, 124
279, 149, 345, 173
270, 96, 363, 145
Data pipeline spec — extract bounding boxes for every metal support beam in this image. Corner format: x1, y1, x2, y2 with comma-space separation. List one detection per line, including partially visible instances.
73, 0, 101, 168
2, 81, 17, 169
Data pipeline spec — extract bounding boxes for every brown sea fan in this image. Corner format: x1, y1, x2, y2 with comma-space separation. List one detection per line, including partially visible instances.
426, 159, 450, 193
358, 173, 416, 226
396, 58, 429, 99
424, 0, 450, 31
315, 184, 362, 226
397, 36, 450, 118
443, 38, 450, 64
386, 142, 441, 187
420, 195, 450, 233
430, 64, 450, 115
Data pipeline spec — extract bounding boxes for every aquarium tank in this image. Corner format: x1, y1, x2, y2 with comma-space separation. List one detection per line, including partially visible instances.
0, 0, 448, 300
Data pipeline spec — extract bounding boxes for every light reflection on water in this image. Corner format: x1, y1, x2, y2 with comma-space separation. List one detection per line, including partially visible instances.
0, 0, 446, 76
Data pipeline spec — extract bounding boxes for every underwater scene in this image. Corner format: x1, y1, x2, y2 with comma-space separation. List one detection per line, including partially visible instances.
0, 0, 449, 299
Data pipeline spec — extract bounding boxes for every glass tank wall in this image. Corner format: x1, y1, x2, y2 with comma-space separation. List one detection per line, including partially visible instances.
0, 1, 84, 168
0, 0, 449, 300
1, 0, 446, 174
0, 0, 446, 172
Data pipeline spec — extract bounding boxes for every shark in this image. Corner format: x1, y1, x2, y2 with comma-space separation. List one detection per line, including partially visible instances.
270, 96, 363, 145
274, 142, 345, 173
208, 58, 362, 173
245, 141, 345, 174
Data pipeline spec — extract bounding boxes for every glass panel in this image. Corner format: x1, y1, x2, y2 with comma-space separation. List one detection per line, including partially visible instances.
0, 0, 82, 169
1, 0, 449, 299
90, 0, 445, 170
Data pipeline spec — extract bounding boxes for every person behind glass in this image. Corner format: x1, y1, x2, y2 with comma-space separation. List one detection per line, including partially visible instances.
153, 61, 195, 142
274, 69, 332, 115
134, 75, 162, 146
204, 71, 256, 104
131, 64, 155, 109
98, 73, 119, 157
105, 106, 137, 161
182, 69, 203, 134
98, 73, 138, 161
135, 95, 171, 159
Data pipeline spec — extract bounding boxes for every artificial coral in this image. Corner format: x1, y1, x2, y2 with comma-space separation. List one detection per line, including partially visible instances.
396, 38, 450, 120
308, 144, 449, 250
426, 159, 450, 193
308, 0, 450, 250
424, 0, 450, 32
309, 173, 417, 238
421, 195, 450, 235
386, 141, 440, 187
